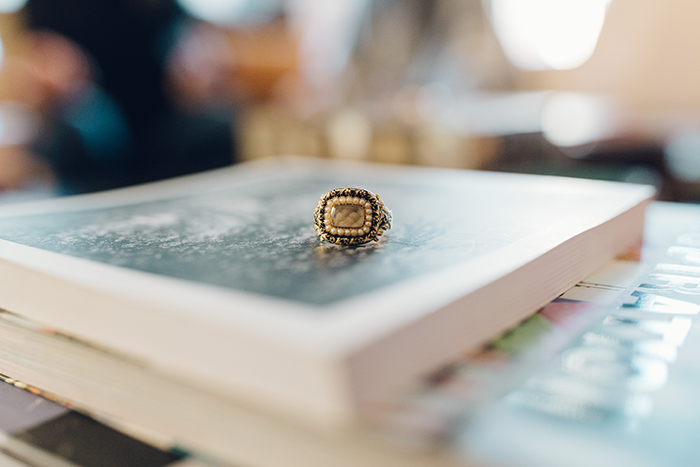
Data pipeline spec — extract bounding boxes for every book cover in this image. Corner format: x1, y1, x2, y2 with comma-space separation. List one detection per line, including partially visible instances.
0, 157, 654, 429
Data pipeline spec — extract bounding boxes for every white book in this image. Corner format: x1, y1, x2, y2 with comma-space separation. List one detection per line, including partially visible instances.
0, 157, 653, 462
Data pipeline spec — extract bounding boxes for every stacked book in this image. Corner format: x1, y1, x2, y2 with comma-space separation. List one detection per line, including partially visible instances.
0, 157, 654, 466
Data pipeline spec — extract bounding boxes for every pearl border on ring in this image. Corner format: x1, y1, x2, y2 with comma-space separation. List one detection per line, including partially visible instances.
313, 188, 385, 245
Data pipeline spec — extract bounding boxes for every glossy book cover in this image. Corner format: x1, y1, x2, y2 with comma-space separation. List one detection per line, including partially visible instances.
0, 157, 654, 429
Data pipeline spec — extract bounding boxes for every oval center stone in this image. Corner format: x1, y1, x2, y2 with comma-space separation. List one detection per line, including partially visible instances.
331, 204, 365, 228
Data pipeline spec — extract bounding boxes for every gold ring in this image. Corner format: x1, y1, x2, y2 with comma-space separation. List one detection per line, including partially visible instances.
314, 188, 392, 245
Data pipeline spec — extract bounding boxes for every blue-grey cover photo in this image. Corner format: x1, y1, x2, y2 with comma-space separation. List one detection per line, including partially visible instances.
0, 160, 608, 308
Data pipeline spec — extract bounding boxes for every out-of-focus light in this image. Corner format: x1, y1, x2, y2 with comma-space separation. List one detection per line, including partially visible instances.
445, 92, 548, 136
489, 0, 611, 70
0, 0, 26, 13
665, 130, 700, 182
0, 101, 39, 146
176, 0, 282, 26
541, 92, 607, 147
288, 0, 367, 90
327, 108, 371, 160
416, 82, 454, 122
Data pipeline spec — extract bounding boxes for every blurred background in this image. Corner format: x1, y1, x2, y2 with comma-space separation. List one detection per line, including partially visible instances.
0, 0, 698, 201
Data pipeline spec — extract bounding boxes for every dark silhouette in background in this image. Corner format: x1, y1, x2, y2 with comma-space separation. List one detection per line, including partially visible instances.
22, 0, 235, 194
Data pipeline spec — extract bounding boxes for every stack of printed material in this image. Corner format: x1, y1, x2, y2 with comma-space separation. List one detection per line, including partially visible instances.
458, 203, 700, 467
0, 376, 200, 467
0, 157, 653, 466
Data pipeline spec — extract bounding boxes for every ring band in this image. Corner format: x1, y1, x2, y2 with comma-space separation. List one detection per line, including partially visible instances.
314, 188, 392, 245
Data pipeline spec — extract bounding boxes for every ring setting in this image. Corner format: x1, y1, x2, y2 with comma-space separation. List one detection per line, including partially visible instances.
314, 188, 392, 245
